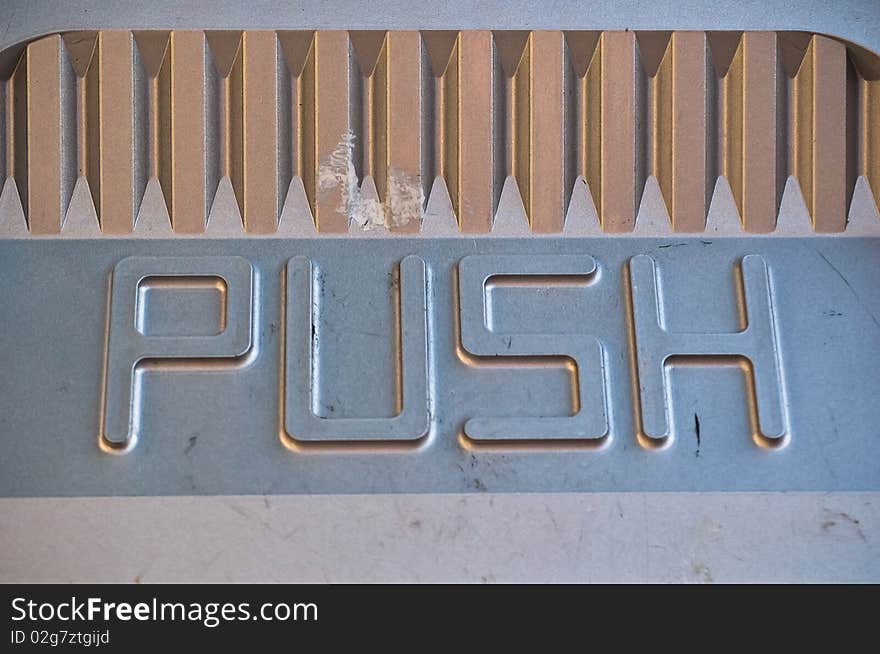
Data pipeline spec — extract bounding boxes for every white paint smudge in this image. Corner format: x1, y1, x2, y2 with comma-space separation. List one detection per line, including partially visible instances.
316, 130, 360, 221
386, 167, 425, 228
350, 182, 386, 231
316, 131, 425, 231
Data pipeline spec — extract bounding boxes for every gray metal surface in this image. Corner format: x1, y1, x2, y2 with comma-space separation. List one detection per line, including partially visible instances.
3, 493, 877, 583
2, 232, 878, 496
1, 1, 879, 584
2, 1, 879, 59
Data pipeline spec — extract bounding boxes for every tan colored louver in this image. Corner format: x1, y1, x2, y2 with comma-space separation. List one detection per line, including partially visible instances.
2, 30, 878, 234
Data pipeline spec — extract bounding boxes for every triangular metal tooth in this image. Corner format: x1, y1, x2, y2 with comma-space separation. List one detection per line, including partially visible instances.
704, 177, 745, 235
61, 177, 102, 236
0, 178, 29, 235
492, 31, 531, 77
0, 42, 26, 80
633, 176, 673, 235
205, 31, 243, 78
206, 176, 245, 234
848, 42, 880, 81
62, 31, 99, 77
492, 176, 531, 235
349, 176, 388, 235
277, 31, 315, 77
133, 31, 170, 78
846, 176, 880, 235
563, 176, 602, 235
133, 177, 173, 235
277, 177, 317, 236
420, 177, 460, 236
778, 32, 813, 77
635, 31, 672, 77
774, 176, 814, 235
563, 31, 601, 78
707, 31, 743, 78
421, 31, 459, 77
348, 31, 387, 77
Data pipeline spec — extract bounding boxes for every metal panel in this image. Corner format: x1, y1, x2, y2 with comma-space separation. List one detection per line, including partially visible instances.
3, 30, 879, 237
1, 234, 878, 496
1, 2, 879, 585
0, 29, 878, 499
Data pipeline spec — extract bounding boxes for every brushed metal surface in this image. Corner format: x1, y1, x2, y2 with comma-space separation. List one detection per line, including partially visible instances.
0, 232, 878, 496
1, 29, 878, 494
2, 493, 877, 583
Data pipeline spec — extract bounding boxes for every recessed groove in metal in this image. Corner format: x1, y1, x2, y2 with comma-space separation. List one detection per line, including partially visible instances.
1, 29, 879, 234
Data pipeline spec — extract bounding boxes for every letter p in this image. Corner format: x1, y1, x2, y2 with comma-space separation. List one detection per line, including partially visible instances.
100, 256, 255, 453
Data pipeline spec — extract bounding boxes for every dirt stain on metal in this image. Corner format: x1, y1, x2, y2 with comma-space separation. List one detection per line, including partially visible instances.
821, 510, 867, 542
